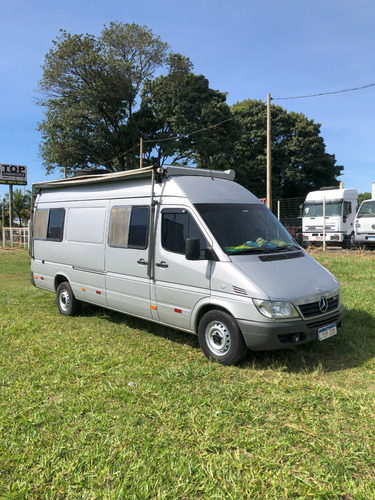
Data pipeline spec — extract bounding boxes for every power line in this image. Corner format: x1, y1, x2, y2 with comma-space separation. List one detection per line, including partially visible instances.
105, 113, 244, 165
272, 82, 375, 100
105, 81, 375, 166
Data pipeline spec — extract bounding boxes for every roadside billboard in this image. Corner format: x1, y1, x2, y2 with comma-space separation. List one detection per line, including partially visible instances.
0, 164, 27, 186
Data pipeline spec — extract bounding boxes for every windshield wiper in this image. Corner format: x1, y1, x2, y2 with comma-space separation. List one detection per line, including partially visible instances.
226, 247, 272, 255
270, 244, 301, 252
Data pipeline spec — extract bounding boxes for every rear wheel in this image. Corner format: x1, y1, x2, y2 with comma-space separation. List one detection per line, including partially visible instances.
56, 282, 81, 316
198, 310, 248, 365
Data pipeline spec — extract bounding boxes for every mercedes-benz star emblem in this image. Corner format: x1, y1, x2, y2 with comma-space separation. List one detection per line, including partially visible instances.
319, 296, 328, 313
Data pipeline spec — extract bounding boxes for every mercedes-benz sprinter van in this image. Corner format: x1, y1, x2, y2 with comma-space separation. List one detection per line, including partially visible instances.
30, 166, 343, 365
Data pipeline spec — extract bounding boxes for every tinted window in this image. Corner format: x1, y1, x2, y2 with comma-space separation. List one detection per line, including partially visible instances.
46, 209, 65, 241
128, 207, 149, 249
162, 209, 207, 255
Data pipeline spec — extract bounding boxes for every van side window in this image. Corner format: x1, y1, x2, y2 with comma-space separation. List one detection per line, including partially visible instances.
128, 207, 149, 248
47, 209, 65, 241
108, 206, 149, 249
161, 209, 206, 256
33, 208, 65, 241
33, 209, 49, 239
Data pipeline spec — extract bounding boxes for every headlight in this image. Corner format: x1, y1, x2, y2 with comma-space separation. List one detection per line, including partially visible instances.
253, 299, 300, 319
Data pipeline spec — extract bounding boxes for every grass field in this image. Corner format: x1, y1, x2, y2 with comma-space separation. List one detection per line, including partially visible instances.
0, 249, 374, 499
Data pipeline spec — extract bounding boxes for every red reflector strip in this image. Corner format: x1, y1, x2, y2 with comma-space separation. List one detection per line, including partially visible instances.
174, 308, 182, 314
96, 291, 101, 295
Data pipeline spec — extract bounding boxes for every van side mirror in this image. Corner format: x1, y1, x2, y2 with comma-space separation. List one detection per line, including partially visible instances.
185, 237, 201, 260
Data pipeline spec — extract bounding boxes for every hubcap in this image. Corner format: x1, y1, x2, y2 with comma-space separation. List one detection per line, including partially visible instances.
205, 321, 231, 356
59, 289, 70, 312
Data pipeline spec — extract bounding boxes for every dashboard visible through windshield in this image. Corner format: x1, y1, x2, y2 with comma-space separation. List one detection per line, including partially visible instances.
195, 203, 299, 255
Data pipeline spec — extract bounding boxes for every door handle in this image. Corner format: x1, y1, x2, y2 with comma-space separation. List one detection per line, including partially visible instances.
155, 261, 169, 268
137, 259, 148, 266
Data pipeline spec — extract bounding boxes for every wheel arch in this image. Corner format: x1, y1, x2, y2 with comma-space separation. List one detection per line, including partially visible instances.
54, 273, 69, 292
194, 302, 237, 334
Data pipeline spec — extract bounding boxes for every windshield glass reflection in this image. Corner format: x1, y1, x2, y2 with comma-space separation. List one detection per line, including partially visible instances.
195, 203, 299, 255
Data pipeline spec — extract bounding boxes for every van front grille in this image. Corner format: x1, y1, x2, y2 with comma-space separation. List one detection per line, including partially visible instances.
299, 295, 339, 319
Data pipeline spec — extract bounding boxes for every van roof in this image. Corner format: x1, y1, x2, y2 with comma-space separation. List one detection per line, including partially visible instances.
33, 165, 236, 191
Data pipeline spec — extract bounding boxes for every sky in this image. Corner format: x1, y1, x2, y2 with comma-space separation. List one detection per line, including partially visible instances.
1, 0, 375, 202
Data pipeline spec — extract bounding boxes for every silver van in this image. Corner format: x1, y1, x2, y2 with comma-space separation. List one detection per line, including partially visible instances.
30, 166, 343, 365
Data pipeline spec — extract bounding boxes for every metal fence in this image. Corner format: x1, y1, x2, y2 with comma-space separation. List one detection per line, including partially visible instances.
271, 197, 304, 238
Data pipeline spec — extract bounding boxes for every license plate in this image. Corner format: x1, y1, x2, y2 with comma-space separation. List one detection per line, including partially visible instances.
368, 236, 375, 241
318, 323, 337, 341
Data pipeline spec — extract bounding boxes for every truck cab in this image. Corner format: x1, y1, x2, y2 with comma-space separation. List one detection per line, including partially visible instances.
302, 187, 358, 247
354, 199, 375, 248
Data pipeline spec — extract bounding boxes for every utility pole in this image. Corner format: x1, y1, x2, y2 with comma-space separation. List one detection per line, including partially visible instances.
266, 93, 272, 210
9, 184, 13, 228
139, 138, 143, 168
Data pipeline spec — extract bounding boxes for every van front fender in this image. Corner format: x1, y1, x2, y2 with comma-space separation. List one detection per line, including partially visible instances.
191, 293, 260, 334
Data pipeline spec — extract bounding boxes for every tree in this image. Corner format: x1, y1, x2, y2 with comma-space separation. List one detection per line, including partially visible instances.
4, 189, 31, 227
38, 22, 169, 174
230, 100, 343, 199
136, 53, 240, 168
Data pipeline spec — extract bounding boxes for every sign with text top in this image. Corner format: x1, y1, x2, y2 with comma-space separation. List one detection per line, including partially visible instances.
0, 164, 27, 185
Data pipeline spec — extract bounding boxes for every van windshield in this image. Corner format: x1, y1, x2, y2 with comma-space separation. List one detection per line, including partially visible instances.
195, 203, 299, 255
357, 201, 375, 218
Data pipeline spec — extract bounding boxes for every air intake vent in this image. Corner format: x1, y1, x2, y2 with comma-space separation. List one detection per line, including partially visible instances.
232, 286, 248, 296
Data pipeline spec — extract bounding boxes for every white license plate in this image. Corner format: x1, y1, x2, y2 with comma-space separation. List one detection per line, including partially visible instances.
368, 236, 375, 241
318, 324, 337, 341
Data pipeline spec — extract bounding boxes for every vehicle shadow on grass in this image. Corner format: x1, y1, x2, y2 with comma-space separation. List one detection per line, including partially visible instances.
81, 305, 375, 374
81, 304, 201, 350
240, 309, 375, 374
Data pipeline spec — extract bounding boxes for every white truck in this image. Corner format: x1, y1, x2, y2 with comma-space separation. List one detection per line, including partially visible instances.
302, 187, 358, 247
30, 166, 343, 365
354, 197, 375, 248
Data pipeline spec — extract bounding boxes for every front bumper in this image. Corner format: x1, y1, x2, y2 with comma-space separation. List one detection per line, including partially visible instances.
237, 305, 344, 351
354, 234, 375, 245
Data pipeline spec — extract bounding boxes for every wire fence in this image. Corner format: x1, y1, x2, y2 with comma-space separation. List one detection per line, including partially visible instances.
271, 197, 304, 238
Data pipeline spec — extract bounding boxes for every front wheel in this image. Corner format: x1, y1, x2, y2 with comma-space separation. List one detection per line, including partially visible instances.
56, 282, 81, 316
198, 310, 248, 365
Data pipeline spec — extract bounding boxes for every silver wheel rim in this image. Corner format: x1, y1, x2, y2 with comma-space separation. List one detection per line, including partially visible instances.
205, 320, 231, 356
59, 289, 70, 312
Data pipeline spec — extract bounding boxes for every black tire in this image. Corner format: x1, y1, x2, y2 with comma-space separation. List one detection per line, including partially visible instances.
198, 310, 248, 365
56, 282, 81, 316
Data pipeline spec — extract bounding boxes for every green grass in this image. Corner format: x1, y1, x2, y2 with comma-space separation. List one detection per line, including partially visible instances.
1, 249, 375, 499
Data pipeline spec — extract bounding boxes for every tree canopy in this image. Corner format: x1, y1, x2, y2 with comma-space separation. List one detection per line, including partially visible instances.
38, 22, 344, 199
229, 100, 343, 199
139, 53, 239, 168
38, 22, 169, 173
